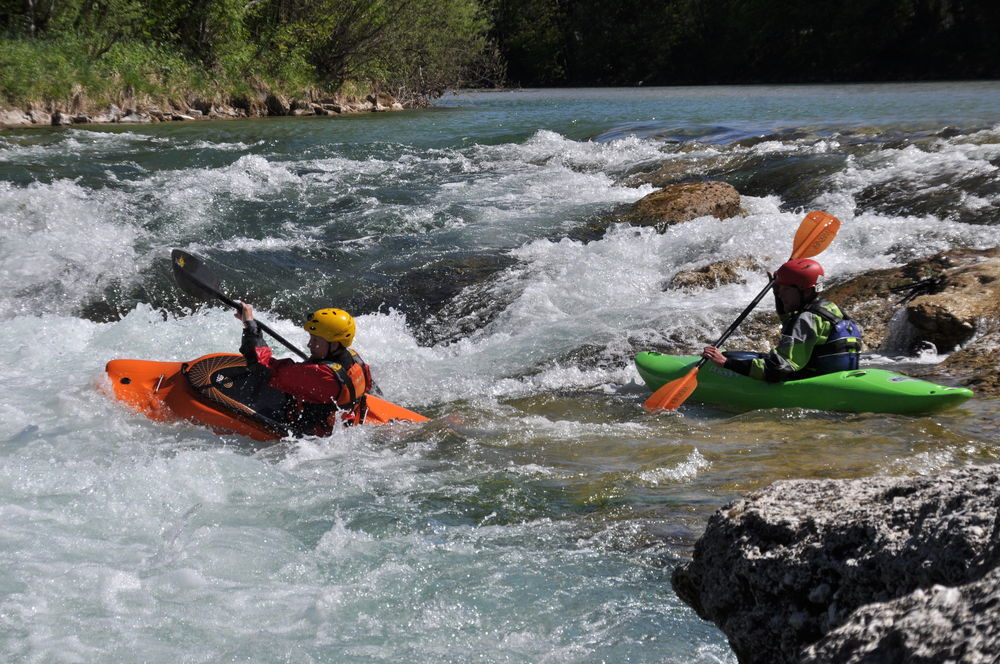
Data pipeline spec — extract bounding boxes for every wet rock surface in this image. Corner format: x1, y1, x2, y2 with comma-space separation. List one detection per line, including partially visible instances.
824, 248, 1000, 353
823, 247, 1000, 395
666, 257, 763, 291
619, 181, 743, 226
672, 466, 1000, 664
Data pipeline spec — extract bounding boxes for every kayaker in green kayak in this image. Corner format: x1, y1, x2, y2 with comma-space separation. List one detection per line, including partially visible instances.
701, 259, 863, 382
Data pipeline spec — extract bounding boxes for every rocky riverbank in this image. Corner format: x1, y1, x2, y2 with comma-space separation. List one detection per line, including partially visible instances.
0, 91, 411, 129
672, 466, 1000, 663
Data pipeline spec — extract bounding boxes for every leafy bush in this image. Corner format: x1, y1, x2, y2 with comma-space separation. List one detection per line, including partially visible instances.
0, 37, 84, 104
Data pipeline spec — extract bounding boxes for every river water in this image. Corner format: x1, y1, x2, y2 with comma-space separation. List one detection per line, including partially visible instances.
2, 83, 999, 662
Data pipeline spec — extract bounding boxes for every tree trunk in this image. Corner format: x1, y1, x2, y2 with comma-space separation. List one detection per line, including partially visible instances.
24, 0, 37, 36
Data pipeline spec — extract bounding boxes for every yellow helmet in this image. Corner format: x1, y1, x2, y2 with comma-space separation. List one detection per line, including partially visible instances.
303, 308, 356, 346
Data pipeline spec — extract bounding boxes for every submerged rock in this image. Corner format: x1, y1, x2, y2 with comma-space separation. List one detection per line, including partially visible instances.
672, 465, 1000, 664
936, 328, 1000, 396
666, 257, 763, 290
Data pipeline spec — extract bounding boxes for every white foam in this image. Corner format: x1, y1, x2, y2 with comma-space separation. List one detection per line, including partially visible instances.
0, 180, 143, 318
819, 130, 1000, 224
637, 449, 711, 484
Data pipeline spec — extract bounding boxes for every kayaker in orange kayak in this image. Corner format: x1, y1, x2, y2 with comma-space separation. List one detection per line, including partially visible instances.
237, 302, 374, 432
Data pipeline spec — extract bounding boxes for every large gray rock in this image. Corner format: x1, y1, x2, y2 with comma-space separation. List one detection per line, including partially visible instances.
28, 109, 51, 124
366, 92, 399, 111
672, 466, 1000, 664
119, 111, 152, 123
90, 105, 122, 123
265, 93, 291, 116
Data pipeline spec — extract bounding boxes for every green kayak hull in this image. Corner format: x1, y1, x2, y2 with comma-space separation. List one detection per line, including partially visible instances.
635, 352, 974, 414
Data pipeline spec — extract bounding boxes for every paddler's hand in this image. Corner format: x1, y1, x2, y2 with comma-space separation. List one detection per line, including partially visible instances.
702, 346, 727, 367
235, 302, 254, 323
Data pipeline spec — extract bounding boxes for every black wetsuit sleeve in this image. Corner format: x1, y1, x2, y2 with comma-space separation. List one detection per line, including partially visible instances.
240, 320, 266, 365
722, 357, 753, 376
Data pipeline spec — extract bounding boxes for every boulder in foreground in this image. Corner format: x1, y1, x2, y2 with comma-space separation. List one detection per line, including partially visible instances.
672, 466, 1000, 664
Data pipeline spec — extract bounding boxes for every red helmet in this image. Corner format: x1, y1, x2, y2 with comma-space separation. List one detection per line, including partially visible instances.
774, 259, 824, 289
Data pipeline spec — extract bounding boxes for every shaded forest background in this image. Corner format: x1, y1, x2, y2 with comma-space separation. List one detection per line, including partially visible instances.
494, 0, 1000, 86
2, 0, 999, 110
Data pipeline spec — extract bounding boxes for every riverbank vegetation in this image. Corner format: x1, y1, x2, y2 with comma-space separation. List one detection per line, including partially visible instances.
2, 0, 998, 113
0, 0, 501, 110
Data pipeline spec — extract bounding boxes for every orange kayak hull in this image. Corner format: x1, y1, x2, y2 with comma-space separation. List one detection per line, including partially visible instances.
105, 353, 428, 441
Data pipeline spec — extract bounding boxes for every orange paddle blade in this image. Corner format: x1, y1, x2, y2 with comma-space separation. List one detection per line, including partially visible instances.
791, 211, 841, 260
643, 366, 700, 412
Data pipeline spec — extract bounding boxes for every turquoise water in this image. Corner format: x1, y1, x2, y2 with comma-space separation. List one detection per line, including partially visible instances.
2, 83, 999, 662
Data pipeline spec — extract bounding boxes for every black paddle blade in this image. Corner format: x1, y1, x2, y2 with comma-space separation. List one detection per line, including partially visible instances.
171, 249, 221, 301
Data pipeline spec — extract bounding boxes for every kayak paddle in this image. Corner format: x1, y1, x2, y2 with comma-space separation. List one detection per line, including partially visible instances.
171, 249, 309, 360
642, 210, 842, 412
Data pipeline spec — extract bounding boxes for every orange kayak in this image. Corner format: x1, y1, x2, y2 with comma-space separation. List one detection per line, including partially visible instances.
105, 352, 428, 441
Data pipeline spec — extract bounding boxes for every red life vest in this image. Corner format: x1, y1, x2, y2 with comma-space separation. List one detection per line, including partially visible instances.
290, 349, 372, 432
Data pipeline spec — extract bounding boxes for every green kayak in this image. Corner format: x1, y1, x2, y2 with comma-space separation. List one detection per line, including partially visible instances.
635, 352, 974, 414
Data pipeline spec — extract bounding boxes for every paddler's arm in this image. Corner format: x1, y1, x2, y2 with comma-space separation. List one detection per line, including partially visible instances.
703, 346, 756, 377
702, 346, 727, 366
705, 310, 822, 382
753, 312, 822, 382
236, 302, 270, 366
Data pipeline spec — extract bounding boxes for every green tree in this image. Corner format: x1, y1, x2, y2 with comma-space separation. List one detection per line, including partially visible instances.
363, 0, 499, 96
